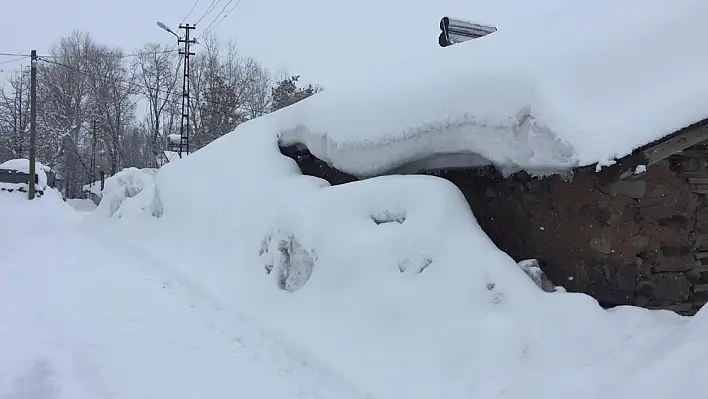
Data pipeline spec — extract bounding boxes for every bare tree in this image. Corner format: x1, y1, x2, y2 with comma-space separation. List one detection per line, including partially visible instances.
86, 45, 138, 175
135, 43, 180, 163
37, 31, 95, 196
0, 69, 31, 160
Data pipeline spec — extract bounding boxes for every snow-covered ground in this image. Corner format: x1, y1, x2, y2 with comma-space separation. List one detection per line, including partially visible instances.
120, 114, 706, 398
0, 191, 368, 399
67, 198, 97, 212
3, 2, 708, 398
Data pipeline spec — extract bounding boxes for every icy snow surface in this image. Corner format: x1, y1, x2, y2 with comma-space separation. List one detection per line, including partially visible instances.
275, 0, 708, 176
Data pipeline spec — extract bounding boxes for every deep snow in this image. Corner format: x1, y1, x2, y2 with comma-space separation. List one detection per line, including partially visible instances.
89, 121, 706, 398
4, 1, 708, 397
0, 191, 368, 399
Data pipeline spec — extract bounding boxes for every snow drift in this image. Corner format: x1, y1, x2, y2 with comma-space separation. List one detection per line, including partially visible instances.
62, 1, 708, 397
144, 119, 705, 398
91, 167, 161, 218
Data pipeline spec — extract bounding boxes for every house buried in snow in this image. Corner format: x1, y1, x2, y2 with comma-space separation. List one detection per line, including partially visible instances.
266, 3, 708, 315
280, 118, 708, 315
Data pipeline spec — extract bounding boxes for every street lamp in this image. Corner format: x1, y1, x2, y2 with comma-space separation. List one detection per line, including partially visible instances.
156, 21, 179, 39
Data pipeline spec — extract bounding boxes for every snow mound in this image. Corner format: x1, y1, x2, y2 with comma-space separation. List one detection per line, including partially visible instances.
107, 2, 708, 397
94, 168, 161, 218
145, 101, 707, 398
274, 0, 708, 176
260, 175, 499, 292
0, 158, 50, 193
0, 186, 76, 219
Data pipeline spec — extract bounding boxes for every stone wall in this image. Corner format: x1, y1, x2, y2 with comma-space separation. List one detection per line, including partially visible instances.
281, 145, 708, 315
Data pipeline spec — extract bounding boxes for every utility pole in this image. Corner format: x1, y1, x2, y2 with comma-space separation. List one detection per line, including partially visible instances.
90, 119, 97, 186
28, 50, 37, 200
177, 24, 196, 158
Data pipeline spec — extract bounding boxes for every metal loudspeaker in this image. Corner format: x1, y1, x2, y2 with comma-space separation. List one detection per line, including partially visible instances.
439, 17, 497, 47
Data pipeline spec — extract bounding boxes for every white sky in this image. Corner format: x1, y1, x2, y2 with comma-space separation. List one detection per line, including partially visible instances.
2, 0, 535, 87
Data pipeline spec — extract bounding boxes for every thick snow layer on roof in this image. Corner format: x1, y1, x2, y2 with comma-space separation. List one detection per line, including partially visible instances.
0, 158, 49, 188
273, 0, 708, 176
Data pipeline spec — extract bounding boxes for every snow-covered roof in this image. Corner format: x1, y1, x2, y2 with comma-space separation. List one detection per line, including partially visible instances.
0, 158, 49, 188
270, 0, 708, 177
0, 158, 51, 173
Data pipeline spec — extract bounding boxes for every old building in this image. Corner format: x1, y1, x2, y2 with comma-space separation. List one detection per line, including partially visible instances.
281, 118, 708, 315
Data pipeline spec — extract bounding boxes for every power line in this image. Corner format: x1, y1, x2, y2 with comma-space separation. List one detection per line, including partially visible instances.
195, 0, 221, 25
198, 0, 236, 39
38, 49, 180, 59
182, 0, 201, 23
203, 0, 242, 37
0, 56, 26, 66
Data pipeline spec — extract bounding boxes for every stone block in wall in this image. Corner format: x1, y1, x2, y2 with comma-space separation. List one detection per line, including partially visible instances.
587, 259, 637, 306
641, 274, 692, 303
589, 238, 612, 255
654, 244, 696, 272
631, 235, 650, 253
603, 180, 647, 199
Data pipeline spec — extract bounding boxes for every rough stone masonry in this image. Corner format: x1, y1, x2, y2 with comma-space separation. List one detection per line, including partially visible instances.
281, 143, 708, 315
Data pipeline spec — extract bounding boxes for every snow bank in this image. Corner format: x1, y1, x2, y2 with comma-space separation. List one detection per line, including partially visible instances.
140, 104, 705, 397
273, 0, 708, 176
0, 186, 77, 220
93, 167, 161, 218
101, 2, 708, 396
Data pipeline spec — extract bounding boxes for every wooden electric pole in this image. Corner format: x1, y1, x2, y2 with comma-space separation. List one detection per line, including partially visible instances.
90, 119, 97, 185
28, 50, 37, 200
177, 24, 195, 158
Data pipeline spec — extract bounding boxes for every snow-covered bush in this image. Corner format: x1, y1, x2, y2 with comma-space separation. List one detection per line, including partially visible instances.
94, 168, 161, 218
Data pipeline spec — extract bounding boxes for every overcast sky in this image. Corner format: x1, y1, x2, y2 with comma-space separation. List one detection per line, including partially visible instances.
3, 0, 536, 87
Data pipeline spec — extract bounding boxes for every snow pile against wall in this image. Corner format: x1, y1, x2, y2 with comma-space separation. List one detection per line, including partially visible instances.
93, 167, 161, 218
139, 2, 708, 396
273, 0, 708, 176
147, 112, 708, 398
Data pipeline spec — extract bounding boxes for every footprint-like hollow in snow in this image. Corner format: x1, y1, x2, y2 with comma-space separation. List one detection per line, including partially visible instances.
371, 210, 406, 225
265, 234, 316, 292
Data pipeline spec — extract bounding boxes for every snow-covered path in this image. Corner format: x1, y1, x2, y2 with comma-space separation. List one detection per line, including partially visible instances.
0, 197, 367, 399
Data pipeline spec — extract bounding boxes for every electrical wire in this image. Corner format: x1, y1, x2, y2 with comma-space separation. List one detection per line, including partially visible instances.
202, 0, 241, 37
182, 0, 201, 23
0, 52, 29, 57
195, 0, 221, 25
198, 0, 236, 39
0, 56, 26, 66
